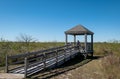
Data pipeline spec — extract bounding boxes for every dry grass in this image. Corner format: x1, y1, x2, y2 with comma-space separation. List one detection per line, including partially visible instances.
51, 54, 120, 79
94, 43, 120, 56
51, 57, 103, 79
50, 42, 120, 79
101, 54, 120, 79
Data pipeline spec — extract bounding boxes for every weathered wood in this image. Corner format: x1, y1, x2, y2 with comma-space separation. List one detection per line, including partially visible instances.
9, 65, 24, 73
65, 25, 94, 58
85, 34, 87, 53
28, 60, 43, 68
91, 34, 93, 52
74, 35, 76, 45
8, 52, 30, 59
28, 54, 43, 62
7, 45, 69, 72
6, 45, 81, 78
65, 34, 68, 45
8, 45, 70, 59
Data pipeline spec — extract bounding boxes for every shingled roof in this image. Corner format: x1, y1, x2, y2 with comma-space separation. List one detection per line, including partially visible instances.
65, 24, 94, 35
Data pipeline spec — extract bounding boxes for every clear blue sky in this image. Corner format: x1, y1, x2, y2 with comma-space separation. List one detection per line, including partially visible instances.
0, 0, 120, 42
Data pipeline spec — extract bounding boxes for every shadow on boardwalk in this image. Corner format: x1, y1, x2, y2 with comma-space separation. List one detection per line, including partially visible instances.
30, 54, 102, 79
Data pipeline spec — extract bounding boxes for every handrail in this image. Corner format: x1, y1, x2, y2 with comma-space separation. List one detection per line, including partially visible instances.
8, 44, 71, 59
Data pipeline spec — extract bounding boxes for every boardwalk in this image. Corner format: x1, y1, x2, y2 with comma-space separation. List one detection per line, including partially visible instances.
4, 25, 94, 78
6, 45, 80, 78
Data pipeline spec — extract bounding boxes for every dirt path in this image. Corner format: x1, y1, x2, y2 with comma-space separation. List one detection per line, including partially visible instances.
0, 73, 24, 79
51, 58, 105, 79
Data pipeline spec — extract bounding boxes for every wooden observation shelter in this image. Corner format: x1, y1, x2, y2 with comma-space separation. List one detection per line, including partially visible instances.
65, 24, 94, 57
4, 24, 94, 78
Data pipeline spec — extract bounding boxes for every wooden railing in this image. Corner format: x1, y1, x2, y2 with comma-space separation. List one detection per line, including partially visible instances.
5, 44, 79, 78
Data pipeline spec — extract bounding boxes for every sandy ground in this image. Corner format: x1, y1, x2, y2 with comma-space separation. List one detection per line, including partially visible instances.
0, 73, 24, 79
51, 58, 105, 79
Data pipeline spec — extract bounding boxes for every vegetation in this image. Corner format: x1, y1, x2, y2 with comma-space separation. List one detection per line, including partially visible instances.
0, 38, 120, 79
102, 54, 120, 79
94, 42, 120, 56
94, 42, 120, 79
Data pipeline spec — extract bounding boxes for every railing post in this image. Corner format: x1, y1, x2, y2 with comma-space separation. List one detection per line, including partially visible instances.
70, 47, 72, 59
5, 54, 8, 73
24, 57, 28, 78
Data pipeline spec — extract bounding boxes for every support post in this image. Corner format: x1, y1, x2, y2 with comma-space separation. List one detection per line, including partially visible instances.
5, 54, 8, 73
24, 57, 28, 78
91, 34, 93, 56
91, 34, 93, 51
65, 34, 68, 45
85, 34, 87, 52
74, 35, 76, 46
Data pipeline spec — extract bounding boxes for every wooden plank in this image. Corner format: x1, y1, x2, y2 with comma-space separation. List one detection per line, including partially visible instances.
28, 61, 43, 68
9, 65, 24, 73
